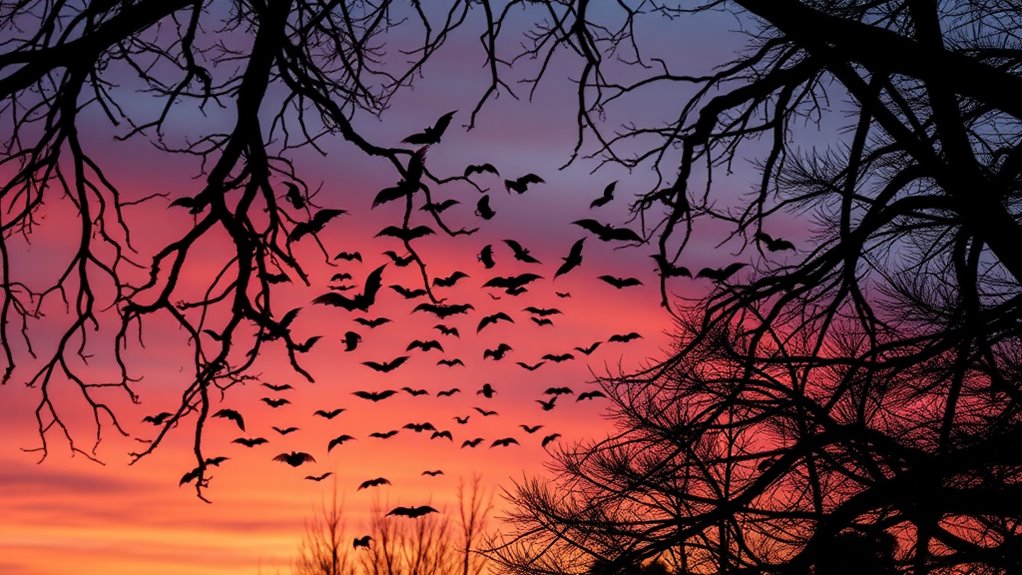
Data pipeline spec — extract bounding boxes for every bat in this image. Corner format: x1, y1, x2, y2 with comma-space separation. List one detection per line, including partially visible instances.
516, 361, 545, 371
334, 251, 362, 262
542, 433, 562, 447
289, 209, 347, 243
290, 335, 321, 353
413, 302, 475, 318
651, 254, 692, 278
343, 331, 362, 351
464, 163, 499, 177
531, 317, 553, 326
370, 430, 399, 439
283, 182, 305, 209
590, 181, 616, 209
404, 422, 436, 433
386, 505, 438, 518
358, 477, 392, 490
421, 198, 460, 213
272, 426, 300, 435
536, 397, 558, 411
477, 312, 513, 333
504, 239, 541, 264
544, 387, 574, 396
262, 382, 294, 392
314, 408, 345, 419
273, 451, 316, 467
373, 182, 414, 208
437, 388, 461, 397
260, 272, 290, 284
575, 341, 602, 355
572, 219, 643, 243
555, 238, 585, 278
402, 386, 429, 396
437, 358, 465, 367
382, 251, 414, 267
376, 225, 434, 242
327, 435, 355, 451
541, 353, 574, 363
431, 430, 453, 441
143, 412, 173, 425
407, 339, 444, 352
697, 262, 748, 282
578, 390, 608, 401
390, 284, 428, 299
504, 173, 544, 194
475, 195, 495, 220
354, 317, 390, 328
608, 332, 642, 343
305, 472, 333, 482
331, 272, 353, 282
555, 291, 572, 298
755, 231, 796, 252
433, 271, 470, 288
524, 306, 561, 317
353, 389, 398, 402
353, 535, 372, 549
179, 467, 202, 486
362, 356, 410, 373
403, 110, 456, 144
261, 397, 290, 408
478, 383, 496, 398
313, 265, 386, 312
434, 324, 460, 337
232, 436, 268, 447
474, 407, 498, 417
598, 275, 643, 289
482, 273, 542, 294
421, 469, 444, 477
462, 437, 483, 448
454, 415, 470, 424
477, 244, 496, 269
520, 424, 544, 434
483, 343, 512, 360
491, 437, 519, 447
204, 456, 229, 466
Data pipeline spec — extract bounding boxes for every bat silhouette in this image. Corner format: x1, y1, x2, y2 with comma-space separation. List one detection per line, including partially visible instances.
403, 110, 456, 144
437, 388, 461, 397
305, 472, 333, 482
212, 409, 245, 431
483, 343, 512, 360
555, 238, 585, 278
421, 469, 444, 476
354, 317, 390, 328
483, 273, 542, 294
474, 407, 498, 417
363, 356, 410, 373
421, 198, 460, 213
464, 163, 499, 177
491, 437, 519, 447
475, 195, 496, 220
283, 182, 305, 209
313, 265, 386, 312
343, 331, 362, 351
754, 231, 796, 252
524, 307, 561, 317
504, 173, 544, 194
599, 275, 643, 289
358, 477, 392, 490
433, 271, 470, 288
413, 302, 475, 318
477, 244, 496, 269
262, 382, 294, 392
376, 225, 435, 242
544, 387, 574, 395
574, 341, 602, 355
404, 422, 436, 432
531, 317, 553, 326
608, 332, 642, 343
520, 424, 544, 434
407, 339, 444, 353
402, 386, 429, 396
431, 430, 453, 441
578, 390, 608, 401
477, 312, 514, 333
373, 182, 414, 209
261, 397, 290, 408
353, 389, 398, 402
331, 272, 353, 282
651, 254, 692, 278
274, 451, 316, 467
387, 505, 438, 518
289, 209, 347, 243
205, 456, 229, 466
504, 239, 541, 264
327, 435, 356, 451
697, 262, 748, 282
590, 181, 616, 209
434, 324, 460, 337
330, 284, 356, 292
542, 433, 562, 447
390, 284, 427, 299
573, 219, 643, 243
478, 383, 497, 398
370, 430, 399, 439
272, 426, 300, 435
353, 535, 372, 549
290, 335, 321, 353
179, 467, 203, 486
517, 361, 545, 371
454, 415, 471, 424
555, 291, 572, 298
462, 437, 483, 448
536, 397, 558, 411
232, 436, 268, 447
541, 353, 574, 363
382, 251, 415, 267
334, 251, 362, 262
437, 358, 465, 367
260, 272, 290, 284
314, 408, 345, 419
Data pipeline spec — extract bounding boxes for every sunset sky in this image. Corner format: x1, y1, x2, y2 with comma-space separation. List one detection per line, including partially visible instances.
0, 5, 776, 574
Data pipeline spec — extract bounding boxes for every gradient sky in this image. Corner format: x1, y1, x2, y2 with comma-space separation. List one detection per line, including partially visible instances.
0, 5, 781, 574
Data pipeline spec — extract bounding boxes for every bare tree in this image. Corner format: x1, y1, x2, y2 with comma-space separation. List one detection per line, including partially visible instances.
294, 481, 350, 575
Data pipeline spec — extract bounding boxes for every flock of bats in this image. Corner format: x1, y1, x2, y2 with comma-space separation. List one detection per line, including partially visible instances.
155, 110, 796, 546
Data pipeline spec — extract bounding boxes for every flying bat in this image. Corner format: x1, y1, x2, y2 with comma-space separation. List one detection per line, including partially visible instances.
386, 505, 438, 518
536, 397, 558, 411
590, 181, 616, 209
517, 361, 544, 371
358, 477, 392, 490
478, 383, 496, 398
483, 273, 542, 293
491, 437, 519, 447
290, 335, 321, 353
578, 390, 608, 401
555, 238, 585, 278
541, 353, 574, 363
544, 387, 574, 396
520, 424, 544, 434
421, 469, 444, 477
531, 317, 553, 326
483, 343, 512, 360
260, 272, 290, 284
205, 456, 229, 466
289, 209, 347, 243
261, 397, 290, 408
434, 324, 461, 338
327, 435, 356, 451
382, 251, 415, 267
334, 251, 362, 262
354, 317, 390, 328
462, 437, 483, 448
477, 244, 496, 269
370, 430, 399, 439
314, 408, 345, 419
212, 409, 245, 431
402, 386, 429, 396
464, 163, 499, 177
376, 225, 434, 242
572, 219, 643, 243
454, 415, 470, 424
477, 312, 513, 333
331, 272, 353, 282
542, 433, 562, 447
474, 407, 498, 417
504, 173, 544, 194
232, 436, 268, 447
272, 426, 300, 435
353, 389, 398, 402
407, 339, 444, 353
313, 265, 386, 312
179, 467, 203, 487
413, 302, 475, 318
651, 254, 692, 278
283, 182, 306, 209
403, 110, 456, 144
305, 472, 333, 482
433, 271, 469, 288
262, 382, 294, 392
555, 291, 572, 298
697, 262, 748, 282
274, 451, 316, 467
608, 332, 642, 343
524, 306, 561, 317
390, 284, 428, 299
421, 198, 460, 213
754, 231, 796, 252
598, 275, 643, 289
353, 535, 372, 549
475, 195, 496, 220
574, 341, 602, 355
437, 358, 465, 367
504, 239, 541, 264
437, 388, 461, 397
404, 422, 437, 433
362, 356, 410, 373
343, 331, 362, 351
431, 430, 453, 441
